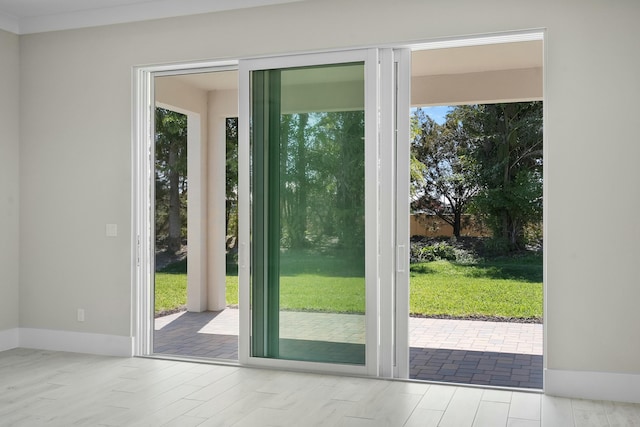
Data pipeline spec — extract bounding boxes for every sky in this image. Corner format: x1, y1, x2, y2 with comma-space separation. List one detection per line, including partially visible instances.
415, 106, 452, 125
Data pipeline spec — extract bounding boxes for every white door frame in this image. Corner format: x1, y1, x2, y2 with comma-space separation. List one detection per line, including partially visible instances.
392, 48, 411, 379
132, 50, 408, 377
132, 31, 543, 380
131, 60, 238, 357
238, 49, 381, 377
395, 29, 545, 381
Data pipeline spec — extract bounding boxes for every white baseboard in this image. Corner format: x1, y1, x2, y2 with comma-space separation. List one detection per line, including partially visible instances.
545, 368, 640, 403
19, 328, 133, 357
0, 328, 19, 352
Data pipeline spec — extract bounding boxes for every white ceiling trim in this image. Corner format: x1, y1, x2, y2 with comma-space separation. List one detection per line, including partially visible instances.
0, 0, 304, 35
410, 31, 544, 51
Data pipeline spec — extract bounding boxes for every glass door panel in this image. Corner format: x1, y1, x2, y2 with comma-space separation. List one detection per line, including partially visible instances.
250, 62, 366, 365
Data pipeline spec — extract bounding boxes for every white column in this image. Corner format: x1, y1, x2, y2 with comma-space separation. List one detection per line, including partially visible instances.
207, 89, 238, 311
186, 113, 208, 312
155, 79, 210, 313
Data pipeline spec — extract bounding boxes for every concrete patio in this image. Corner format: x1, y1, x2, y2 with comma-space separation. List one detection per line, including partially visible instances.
154, 309, 542, 389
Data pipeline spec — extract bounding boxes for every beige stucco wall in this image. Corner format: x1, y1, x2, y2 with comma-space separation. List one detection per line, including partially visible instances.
410, 214, 490, 238
412, 67, 543, 106
16, 0, 640, 380
0, 29, 19, 333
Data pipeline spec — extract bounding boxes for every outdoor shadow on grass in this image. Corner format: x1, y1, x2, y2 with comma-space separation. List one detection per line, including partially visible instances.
464, 258, 542, 283
410, 254, 542, 283
410, 264, 437, 275
160, 257, 240, 277
159, 258, 187, 274
226, 262, 238, 276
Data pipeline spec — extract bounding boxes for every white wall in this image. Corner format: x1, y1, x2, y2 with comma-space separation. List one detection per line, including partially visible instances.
16, 0, 640, 400
0, 29, 19, 343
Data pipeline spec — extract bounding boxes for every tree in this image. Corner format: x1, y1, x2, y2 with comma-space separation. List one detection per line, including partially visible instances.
411, 108, 479, 238
461, 102, 543, 250
225, 117, 239, 249
277, 110, 365, 257
280, 113, 310, 249
155, 108, 187, 254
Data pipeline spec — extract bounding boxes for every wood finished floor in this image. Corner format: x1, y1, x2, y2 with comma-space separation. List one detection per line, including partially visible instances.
1, 348, 639, 426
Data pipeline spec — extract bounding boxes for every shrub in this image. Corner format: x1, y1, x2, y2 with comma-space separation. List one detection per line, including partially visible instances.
482, 237, 511, 256
411, 241, 457, 263
410, 237, 479, 264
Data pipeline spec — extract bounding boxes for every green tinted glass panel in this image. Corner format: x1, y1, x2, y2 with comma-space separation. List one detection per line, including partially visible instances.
251, 63, 366, 365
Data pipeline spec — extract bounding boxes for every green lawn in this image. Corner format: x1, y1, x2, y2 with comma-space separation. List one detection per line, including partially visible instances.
155, 273, 238, 314
155, 272, 362, 315
410, 256, 542, 320
155, 272, 187, 314
155, 252, 542, 321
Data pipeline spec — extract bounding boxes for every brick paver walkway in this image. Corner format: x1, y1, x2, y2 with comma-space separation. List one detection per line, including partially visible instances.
154, 309, 543, 389
408, 317, 542, 388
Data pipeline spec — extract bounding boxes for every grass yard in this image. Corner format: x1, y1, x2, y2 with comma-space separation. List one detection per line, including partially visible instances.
155, 273, 239, 315
155, 251, 542, 321
155, 272, 363, 315
154, 250, 364, 315
154, 272, 187, 314
279, 275, 364, 313
410, 255, 543, 320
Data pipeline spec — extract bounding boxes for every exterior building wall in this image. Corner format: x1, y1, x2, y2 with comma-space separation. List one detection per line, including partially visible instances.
410, 214, 490, 238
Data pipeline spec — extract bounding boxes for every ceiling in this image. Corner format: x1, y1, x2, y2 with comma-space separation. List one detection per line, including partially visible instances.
412, 40, 542, 77
0, 0, 303, 34
1, 0, 542, 91
168, 40, 542, 93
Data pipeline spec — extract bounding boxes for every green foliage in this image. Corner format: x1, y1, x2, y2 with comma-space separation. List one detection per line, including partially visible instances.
463, 102, 543, 250
482, 237, 512, 256
411, 241, 457, 262
226, 118, 239, 243
410, 108, 479, 237
411, 102, 543, 250
155, 108, 188, 253
523, 221, 543, 248
410, 239, 477, 264
279, 111, 365, 255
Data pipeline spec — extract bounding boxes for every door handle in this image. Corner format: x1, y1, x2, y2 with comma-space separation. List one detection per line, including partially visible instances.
397, 244, 406, 273
240, 242, 247, 269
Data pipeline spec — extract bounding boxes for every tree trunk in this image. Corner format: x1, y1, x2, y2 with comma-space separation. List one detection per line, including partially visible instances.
453, 210, 462, 238
292, 113, 308, 249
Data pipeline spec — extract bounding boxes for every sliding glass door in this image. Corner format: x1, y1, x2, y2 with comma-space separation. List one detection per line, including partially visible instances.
237, 48, 411, 376
239, 50, 379, 374
133, 49, 410, 376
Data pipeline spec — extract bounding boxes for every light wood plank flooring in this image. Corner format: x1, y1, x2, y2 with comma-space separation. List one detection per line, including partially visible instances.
1, 348, 639, 426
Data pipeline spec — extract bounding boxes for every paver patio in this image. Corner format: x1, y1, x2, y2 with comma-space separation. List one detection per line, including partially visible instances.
154, 308, 543, 389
